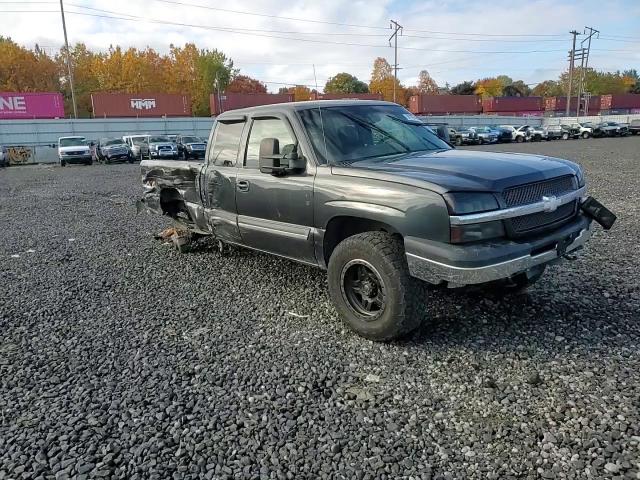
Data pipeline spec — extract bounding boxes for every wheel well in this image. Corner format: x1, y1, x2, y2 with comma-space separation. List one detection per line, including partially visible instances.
160, 188, 189, 219
323, 216, 402, 265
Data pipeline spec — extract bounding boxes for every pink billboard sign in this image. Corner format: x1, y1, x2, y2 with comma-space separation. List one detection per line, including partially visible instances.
0, 92, 65, 119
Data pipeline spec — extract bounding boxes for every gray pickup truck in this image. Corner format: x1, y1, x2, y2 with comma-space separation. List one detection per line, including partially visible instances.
139, 100, 615, 341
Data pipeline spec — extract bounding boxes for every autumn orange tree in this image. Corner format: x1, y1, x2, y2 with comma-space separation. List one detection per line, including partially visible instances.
0, 37, 59, 92
474, 78, 503, 98
227, 75, 267, 94
369, 57, 407, 104
416, 70, 439, 94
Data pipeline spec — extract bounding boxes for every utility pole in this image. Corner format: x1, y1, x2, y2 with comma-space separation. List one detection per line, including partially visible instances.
576, 26, 599, 117
389, 20, 403, 103
59, 0, 77, 119
565, 30, 579, 118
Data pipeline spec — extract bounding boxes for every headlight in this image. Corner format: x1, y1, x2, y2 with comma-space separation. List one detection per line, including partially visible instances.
443, 192, 499, 215
450, 221, 505, 243
444, 192, 504, 243
575, 166, 586, 187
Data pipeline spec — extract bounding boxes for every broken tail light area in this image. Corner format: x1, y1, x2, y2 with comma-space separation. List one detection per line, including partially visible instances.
580, 197, 617, 230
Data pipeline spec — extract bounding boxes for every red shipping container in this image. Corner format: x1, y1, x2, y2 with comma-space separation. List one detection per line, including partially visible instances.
91, 93, 191, 118
309, 92, 383, 101
211, 92, 294, 115
0, 92, 64, 119
482, 96, 543, 113
409, 95, 481, 114
600, 94, 640, 110
544, 96, 600, 114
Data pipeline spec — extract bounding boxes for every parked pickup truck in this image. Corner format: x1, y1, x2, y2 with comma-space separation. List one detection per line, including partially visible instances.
630, 119, 640, 135
139, 100, 615, 341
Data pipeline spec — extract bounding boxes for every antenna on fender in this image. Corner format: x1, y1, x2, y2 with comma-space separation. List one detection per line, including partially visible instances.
313, 64, 329, 163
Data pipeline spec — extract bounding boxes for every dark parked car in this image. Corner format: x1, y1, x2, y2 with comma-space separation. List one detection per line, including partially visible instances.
470, 126, 499, 144
487, 125, 513, 143
138, 100, 615, 341
451, 127, 479, 146
96, 137, 133, 163
592, 122, 629, 137
176, 135, 207, 160
630, 119, 640, 135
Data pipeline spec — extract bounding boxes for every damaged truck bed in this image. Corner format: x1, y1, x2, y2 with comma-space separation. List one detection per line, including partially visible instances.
139, 100, 615, 341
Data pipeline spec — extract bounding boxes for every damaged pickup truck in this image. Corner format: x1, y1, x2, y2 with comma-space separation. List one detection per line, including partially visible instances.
139, 100, 616, 341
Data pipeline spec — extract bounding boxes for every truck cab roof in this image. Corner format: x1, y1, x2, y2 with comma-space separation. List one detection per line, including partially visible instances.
215, 100, 397, 120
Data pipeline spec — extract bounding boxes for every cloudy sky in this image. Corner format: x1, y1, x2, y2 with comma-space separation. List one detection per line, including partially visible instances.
3, 0, 640, 91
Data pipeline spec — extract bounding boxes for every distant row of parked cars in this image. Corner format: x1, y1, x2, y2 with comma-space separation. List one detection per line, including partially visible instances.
56, 133, 207, 166
444, 119, 640, 146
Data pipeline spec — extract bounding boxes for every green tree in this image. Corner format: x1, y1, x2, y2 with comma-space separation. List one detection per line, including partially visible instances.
450, 81, 475, 95
324, 72, 369, 94
532, 80, 562, 97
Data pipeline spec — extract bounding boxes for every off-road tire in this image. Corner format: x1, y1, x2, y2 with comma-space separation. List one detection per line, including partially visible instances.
327, 232, 424, 341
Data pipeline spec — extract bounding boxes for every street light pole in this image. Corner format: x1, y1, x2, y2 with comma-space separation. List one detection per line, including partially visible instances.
59, 0, 78, 119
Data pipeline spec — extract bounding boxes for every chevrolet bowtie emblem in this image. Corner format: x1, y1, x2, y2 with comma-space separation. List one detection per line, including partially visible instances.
542, 195, 560, 212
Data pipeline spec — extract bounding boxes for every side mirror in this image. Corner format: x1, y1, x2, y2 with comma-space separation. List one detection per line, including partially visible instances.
259, 138, 305, 175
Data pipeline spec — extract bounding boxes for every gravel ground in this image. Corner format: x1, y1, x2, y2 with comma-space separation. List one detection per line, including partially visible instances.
1, 136, 639, 480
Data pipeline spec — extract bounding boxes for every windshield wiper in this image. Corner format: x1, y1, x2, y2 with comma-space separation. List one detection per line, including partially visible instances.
340, 112, 411, 152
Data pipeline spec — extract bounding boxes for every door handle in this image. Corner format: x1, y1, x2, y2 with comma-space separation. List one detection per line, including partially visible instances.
237, 180, 250, 192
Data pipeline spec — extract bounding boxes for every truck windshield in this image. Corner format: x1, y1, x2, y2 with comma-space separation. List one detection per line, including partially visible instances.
149, 136, 169, 143
298, 105, 450, 164
104, 138, 124, 146
182, 136, 201, 143
59, 138, 87, 147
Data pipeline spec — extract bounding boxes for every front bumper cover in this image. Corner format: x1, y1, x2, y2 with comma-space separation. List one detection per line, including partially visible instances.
406, 214, 594, 286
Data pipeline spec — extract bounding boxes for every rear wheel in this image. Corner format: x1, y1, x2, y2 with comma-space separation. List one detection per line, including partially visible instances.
327, 232, 424, 341
562, 132, 570, 140
516, 135, 524, 143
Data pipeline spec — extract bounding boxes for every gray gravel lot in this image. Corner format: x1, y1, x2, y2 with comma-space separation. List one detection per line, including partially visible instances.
1, 136, 639, 479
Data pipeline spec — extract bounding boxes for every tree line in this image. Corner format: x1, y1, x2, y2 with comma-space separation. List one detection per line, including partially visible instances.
1, 37, 638, 118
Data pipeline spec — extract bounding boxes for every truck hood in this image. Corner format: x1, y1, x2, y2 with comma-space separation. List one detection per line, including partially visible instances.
331, 149, 581, 193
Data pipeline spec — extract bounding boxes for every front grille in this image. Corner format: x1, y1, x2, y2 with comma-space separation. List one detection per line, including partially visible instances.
511, 201, 576, 233
503, 175, 578, 235
503, 175, 576, 207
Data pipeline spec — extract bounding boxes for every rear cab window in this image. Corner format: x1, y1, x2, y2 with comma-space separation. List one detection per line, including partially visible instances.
208, 121, 245, 166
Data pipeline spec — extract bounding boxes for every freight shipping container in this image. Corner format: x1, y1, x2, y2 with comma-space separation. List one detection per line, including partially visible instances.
544, 96, 600, 114
409, 95, 482, 115
482, 96, 543, 113
91, 93, 191, 118
211, 92, 294, 115
486, 111, 544, 117
0, 92, 64, 119
601, 94, 640, 110
309, 92, 383, 101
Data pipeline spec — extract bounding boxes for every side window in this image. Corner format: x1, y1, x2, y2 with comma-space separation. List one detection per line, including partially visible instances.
209, 122, 244, 166
245, 118, 295, 169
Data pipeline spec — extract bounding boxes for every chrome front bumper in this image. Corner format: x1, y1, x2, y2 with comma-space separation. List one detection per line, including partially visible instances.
406, 221, 594, 286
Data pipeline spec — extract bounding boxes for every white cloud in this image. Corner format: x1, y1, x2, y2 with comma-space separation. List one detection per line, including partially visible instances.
3, 0, 638, 91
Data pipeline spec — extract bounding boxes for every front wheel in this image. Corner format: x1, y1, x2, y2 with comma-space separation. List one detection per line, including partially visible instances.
327, 232, 424, 341
477, 137, 484, 145
582, 131, 590, 139
516, 135, 524, 143
455, 137, 462, 146
562, 132, 570, 140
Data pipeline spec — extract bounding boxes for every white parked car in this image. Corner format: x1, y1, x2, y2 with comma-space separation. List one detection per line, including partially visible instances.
58, 136, 92, 166
574, 123, 593, 139
499, 125, 530, 143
